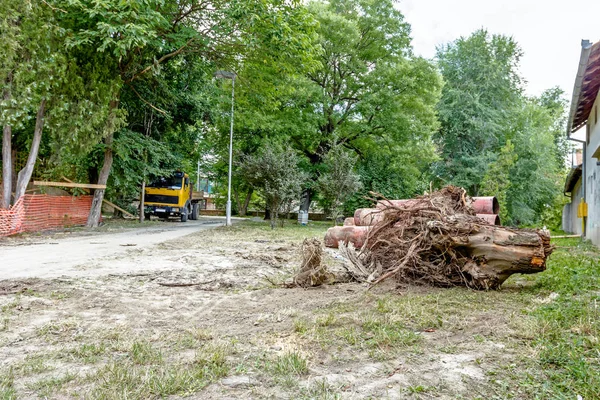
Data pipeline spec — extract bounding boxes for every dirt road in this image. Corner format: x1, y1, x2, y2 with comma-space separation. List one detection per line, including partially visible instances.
0, 217, 226, 280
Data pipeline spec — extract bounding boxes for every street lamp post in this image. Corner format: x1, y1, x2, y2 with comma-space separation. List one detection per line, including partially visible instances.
214, 70, 236, 226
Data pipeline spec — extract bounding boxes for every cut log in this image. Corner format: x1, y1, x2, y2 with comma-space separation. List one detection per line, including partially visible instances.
437, 218, 552, 288
343, 217, 355, 226
471, 196, 499, 214
324, 226, 370, 249
354, 208, 385, 226
476, 214, 501, 225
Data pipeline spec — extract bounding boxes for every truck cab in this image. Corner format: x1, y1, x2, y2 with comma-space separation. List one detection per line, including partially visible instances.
143, 172, 199, 221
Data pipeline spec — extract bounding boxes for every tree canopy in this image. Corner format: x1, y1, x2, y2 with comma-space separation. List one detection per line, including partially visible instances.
433, 29, 568, 226
0, 4, 569, 229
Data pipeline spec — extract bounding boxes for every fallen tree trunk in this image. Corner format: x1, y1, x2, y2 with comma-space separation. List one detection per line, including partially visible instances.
326, 186, 553, 290
417, 216, 552, 289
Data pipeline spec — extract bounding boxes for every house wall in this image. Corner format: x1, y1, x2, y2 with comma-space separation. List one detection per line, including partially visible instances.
563, 179, 583, 234
585, 92, 600, 245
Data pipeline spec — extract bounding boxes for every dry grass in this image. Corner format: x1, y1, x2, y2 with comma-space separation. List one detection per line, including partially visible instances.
0, 222, 597, 399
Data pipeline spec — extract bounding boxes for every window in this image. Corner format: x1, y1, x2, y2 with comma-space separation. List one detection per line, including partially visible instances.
149, 176, 183, 189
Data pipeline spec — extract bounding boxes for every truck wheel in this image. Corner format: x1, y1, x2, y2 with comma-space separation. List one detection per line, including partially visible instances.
191, 203, 199, 220
181, 206, 189, 222
144, 212, 151, 221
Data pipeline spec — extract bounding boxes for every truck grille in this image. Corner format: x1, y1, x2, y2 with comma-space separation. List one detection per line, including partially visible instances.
144, 194, 179, 205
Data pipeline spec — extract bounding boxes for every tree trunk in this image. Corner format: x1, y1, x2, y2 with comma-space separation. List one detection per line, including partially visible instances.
14, 99, 46, 202
2, 124, 12, 209
457, 225, 552, 287
139, 180, 145, 223
299, 188, 312, 213
2, 72, 12, 208
270, 201, 277, 230
325, 218, 553, 289
239, 188, 253, 217
86, 133, 114, 228
11, 149, 17, 197
234, 188, 241, 215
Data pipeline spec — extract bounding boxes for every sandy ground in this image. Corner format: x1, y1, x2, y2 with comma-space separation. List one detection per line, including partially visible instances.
0, 217, 228, 279
0, 220, 530, 399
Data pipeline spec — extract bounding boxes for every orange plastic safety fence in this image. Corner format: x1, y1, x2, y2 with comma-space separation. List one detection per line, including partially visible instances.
0, 194, 94, 237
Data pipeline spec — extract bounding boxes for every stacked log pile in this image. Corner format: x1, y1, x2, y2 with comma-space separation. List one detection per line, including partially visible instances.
323, 186, 553, 289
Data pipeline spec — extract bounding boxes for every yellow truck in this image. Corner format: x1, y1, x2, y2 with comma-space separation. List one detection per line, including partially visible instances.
143, 172, 202, 222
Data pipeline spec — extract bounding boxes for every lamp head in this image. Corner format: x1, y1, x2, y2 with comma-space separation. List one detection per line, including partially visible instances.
214, 70, 236, 80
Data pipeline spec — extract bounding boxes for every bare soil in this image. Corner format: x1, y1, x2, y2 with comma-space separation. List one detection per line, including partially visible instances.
0, 219, 539, 399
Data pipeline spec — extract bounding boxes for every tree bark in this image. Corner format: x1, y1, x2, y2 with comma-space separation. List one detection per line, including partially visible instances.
299, 188, 312, 213
14, 98, 46, 202
139, 180, 145, 223
457, 225, 552, 287
234, 188, 241, 216
2, 124, 11, 209
239, 188, 253, 217
2, 74, 12, 209
86, 133, 114, 227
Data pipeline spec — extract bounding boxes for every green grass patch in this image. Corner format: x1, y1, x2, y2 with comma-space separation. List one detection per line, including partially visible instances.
68, 343, 107, 364
172, 328, 213, 350
0, 371, 16, 400
271, 352, 309, 376
211, 220, 332, 242
130, 341, 163, 365
14, 354, 55, 376
88, 342, 231, 399
483, 238, 600, 398
36, 319, 79, 340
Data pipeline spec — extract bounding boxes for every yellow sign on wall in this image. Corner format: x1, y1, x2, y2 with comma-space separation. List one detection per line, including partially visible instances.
577, 202, 588, 218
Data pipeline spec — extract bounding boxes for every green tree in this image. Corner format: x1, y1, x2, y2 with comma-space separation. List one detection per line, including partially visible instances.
316, 143, 362, 223
298, 0, 441, 208
433, 29, 522, 195
239, 143, 306, 229
435, 30, 568, 226
48, 0, 318, 226
503, 94, 567, 226
1, 1, 117, 208
235, 0, 442, 211
480, 140, 517, 224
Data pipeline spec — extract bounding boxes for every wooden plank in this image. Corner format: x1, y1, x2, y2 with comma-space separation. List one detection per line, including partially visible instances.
102, 198, 136, 219
34, 181, 106, 190
62, 176, 89, 193
550, 234, 582, 239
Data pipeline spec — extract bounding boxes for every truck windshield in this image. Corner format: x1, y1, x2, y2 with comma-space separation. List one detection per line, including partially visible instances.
149, 176, 183, 189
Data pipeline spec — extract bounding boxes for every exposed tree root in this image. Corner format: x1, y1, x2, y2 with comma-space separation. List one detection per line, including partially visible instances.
292, 238, 335, 287
361, 186, 553, 289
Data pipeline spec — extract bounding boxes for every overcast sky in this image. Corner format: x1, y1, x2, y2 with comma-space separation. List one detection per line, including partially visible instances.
398, 0, 600, 101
